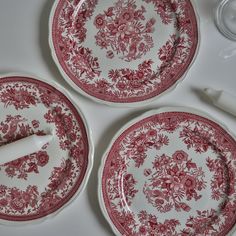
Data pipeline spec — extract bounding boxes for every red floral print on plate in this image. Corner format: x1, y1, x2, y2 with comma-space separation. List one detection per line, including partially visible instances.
0, 76, 90, 222
0, 115, 49, 180
100, 109, 236, 235
50, 0, 198, 104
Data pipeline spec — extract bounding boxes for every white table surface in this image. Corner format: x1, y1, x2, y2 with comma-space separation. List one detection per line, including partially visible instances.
0, 0, 236, 235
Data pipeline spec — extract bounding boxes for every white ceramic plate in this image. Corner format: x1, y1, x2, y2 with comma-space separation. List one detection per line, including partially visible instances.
49, 0, 199, 106
0, 74, 93, 225
99, 107, 236, 235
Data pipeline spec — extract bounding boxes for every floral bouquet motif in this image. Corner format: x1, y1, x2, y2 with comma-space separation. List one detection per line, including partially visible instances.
94, 0, 156, 61
143, 150, 206, 213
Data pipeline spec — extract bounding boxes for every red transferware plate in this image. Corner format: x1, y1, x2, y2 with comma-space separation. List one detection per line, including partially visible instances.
49, 0, 199, 106
99, 107, 236, 235
0, 74, 93, 224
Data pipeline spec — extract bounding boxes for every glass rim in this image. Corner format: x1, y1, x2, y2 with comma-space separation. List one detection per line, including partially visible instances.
215, 0, 236, 41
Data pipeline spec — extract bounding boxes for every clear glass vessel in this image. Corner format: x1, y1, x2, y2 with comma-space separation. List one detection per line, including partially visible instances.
215, 0, 236, 41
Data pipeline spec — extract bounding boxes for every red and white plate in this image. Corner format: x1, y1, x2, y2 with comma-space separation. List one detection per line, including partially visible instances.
49, 0, 199, 106
0, 74, 93, 224
99, 107, 236, 235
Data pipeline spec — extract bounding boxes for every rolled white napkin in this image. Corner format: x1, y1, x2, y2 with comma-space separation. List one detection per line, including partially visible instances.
0, 134, 53, 165
204, 88, 236, 117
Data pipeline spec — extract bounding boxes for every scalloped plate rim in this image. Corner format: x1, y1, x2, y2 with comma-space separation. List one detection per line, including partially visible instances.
0, 72, 94, 226
48, 0, 201, 107
98, 106, 236, 236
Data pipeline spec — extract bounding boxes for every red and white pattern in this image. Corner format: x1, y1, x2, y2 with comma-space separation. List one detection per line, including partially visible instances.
51, 0, 198, 104
0, 76, 90, 222
100, 110, 236, 235
94, 0, 156, 62
0, 159, 75, 215
143, 150, 206, 213
0, 115, 48, 180
143, 0, 176, 24
0, 87, 37, 110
